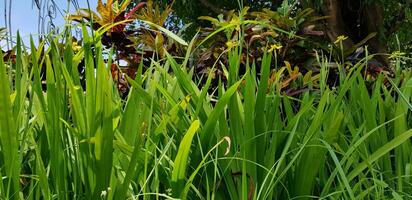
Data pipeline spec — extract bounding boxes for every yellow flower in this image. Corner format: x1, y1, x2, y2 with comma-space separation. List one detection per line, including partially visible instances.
72, 41, 81, 52
230, 16, 241, 31
268, 43, 283, 52
389, 51, 406, 59
226, 41, 238, 50
334, 35, 348, 44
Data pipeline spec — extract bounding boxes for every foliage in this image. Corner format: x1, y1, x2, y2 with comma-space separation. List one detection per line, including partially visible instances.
69, 0, 185, 96
0, 1, 412, 199
0, 25, 412, 199
130, 0, 179, 58
149, 0, 284, 37
69, 0, 139, 31
194, 6, 345, 95
135, 0, 412, 76
381, 0, 412, 52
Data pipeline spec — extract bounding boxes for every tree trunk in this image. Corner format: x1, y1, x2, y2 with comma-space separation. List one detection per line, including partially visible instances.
322, 0, 354, 48
319, 0, 388, 64
363, 2, 388, 64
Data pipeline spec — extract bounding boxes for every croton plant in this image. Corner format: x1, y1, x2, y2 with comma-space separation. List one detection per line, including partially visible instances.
69, 0, 182, 96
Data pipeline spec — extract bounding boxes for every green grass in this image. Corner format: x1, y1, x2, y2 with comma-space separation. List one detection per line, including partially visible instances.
0, 30, 412, 200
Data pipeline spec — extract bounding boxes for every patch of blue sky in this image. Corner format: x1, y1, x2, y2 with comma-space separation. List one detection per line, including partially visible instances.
1, 0, 96, 49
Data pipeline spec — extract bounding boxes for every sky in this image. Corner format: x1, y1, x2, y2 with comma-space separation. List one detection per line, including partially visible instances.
0, 0, 97, 48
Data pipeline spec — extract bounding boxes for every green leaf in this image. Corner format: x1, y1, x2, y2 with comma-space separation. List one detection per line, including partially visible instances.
141, 20, 188, 46
348, 129, 412, 181
0, 46, 20, 199
171, 120, 201, 197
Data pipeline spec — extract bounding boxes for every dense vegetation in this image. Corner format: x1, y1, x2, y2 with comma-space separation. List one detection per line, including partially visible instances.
1, 0, 412, 199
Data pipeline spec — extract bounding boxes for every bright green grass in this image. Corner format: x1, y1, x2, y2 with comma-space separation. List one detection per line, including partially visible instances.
0, 30, 412, 200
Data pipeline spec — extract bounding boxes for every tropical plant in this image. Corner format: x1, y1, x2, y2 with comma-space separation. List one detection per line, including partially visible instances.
130, 0, 178, 58
69, 0, 187, 96
69, 0, 144, 31
194, 6, 328, 94
1, 1, 412, 199
1, 28, 412, 199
